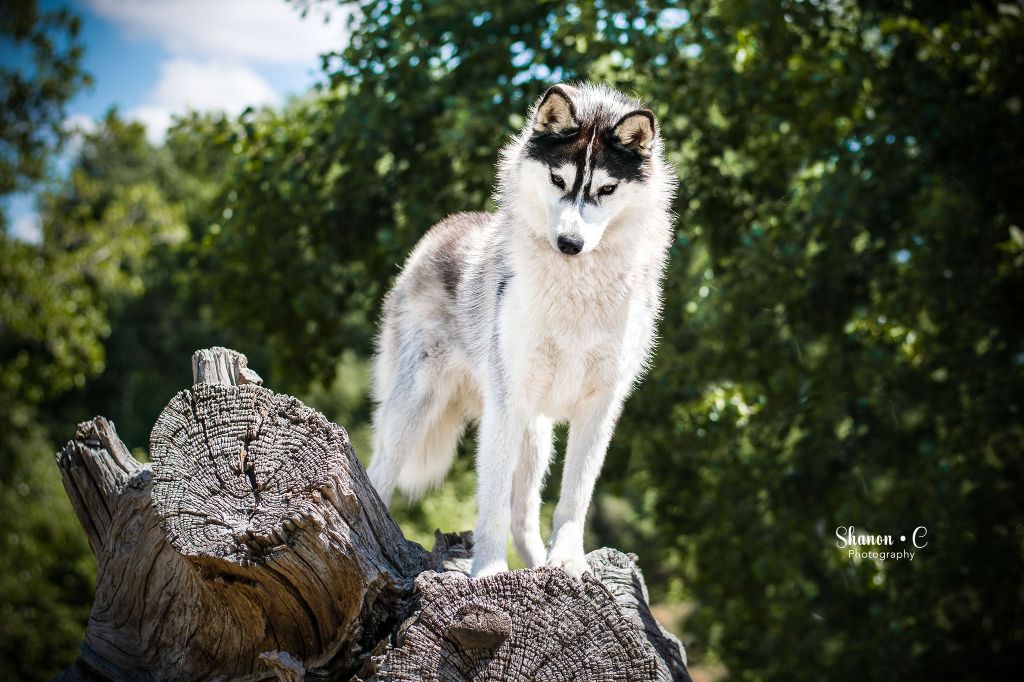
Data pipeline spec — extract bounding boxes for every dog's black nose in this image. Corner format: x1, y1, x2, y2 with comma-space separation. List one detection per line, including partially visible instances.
557, 234, 584, 255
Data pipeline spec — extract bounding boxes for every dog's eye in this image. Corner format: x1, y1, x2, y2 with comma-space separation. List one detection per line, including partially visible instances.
598, 184, 618, 197
550, 173, 566, 190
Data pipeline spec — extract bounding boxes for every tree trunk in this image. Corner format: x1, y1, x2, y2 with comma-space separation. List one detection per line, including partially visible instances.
56, 347, 691, 681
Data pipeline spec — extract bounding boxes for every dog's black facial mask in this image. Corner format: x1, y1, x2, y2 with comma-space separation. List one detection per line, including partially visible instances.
524, 85, 655, 184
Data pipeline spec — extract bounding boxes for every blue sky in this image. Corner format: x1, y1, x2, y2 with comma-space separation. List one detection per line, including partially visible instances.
3, 0, 349, 241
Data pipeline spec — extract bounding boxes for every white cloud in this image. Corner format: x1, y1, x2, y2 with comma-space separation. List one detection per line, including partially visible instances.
127, 58, 280, 143
10, 211, 41, 243
82, 0, 348, 142
59, 113, 98, 157
4, 193, 41, 243
153, 58, 279, 112
126, 105, 175, 144
63, 113, 97, 135
83, 0, 346, 64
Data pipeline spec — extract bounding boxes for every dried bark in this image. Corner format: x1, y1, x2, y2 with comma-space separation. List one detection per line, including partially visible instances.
56, 348, 691, 681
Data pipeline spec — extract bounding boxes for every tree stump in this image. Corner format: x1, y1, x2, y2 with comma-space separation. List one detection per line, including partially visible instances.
56, 348, 691, 681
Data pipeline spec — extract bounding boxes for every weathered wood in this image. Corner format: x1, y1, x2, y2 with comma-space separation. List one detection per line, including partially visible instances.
588, 548, 691, 681
57, 347, 691, 681
57, 349, 430, 680
191, 346, 264, 387
260, 651, 305, 681
382, 555, 691, 682
404, 534, 692, 682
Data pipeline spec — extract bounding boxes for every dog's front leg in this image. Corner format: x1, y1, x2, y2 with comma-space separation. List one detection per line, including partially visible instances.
472, 395, 526, 578
511, 415, 554, 568
547, 391, 625, 578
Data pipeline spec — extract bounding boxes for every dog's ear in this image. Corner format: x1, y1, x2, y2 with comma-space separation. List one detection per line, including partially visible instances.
533, 84, 579, 135
612, 109, 656, 155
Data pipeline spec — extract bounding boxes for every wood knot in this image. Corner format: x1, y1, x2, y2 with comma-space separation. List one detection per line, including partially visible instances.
448, 602, 511, 649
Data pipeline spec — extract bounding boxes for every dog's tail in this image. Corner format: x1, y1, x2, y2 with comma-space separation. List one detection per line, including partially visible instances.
368, 394, 464, 505
394, 402, 463, 501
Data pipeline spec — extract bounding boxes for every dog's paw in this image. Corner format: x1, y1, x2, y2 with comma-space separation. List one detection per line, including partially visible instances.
471, 559, 509, 579
546, 554, 591, 579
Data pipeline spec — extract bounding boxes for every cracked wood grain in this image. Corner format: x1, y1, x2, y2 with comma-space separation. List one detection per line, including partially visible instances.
55, 347, 690, 681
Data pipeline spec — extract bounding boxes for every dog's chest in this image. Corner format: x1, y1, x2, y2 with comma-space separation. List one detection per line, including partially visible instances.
505, 287, 627, 416
535, 339, 618, 417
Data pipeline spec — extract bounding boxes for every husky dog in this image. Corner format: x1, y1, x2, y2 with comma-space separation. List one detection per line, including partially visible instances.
367, 83, 676, 578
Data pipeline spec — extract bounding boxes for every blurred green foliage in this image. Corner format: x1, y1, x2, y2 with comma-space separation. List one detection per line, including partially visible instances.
0, 0, 90, 199
2, 0, 1023, 680
1, 3, 96, 677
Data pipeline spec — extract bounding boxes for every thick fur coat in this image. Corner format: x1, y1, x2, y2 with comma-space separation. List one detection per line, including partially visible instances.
368, 83, 677, 577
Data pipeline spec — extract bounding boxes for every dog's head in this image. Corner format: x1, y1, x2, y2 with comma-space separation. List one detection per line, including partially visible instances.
503, 83, 664, 256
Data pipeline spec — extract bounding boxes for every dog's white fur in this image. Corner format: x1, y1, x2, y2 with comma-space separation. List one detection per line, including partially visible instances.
367, 83, 676, 577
